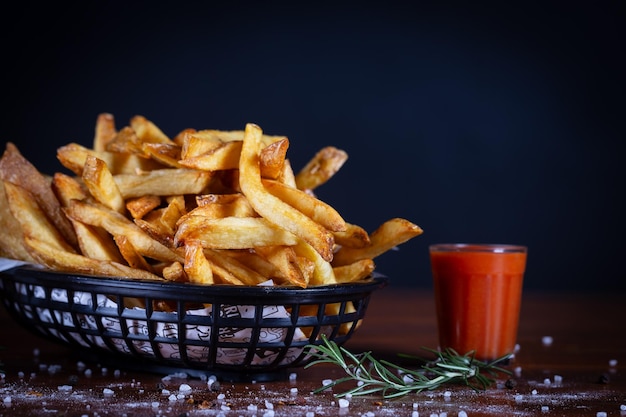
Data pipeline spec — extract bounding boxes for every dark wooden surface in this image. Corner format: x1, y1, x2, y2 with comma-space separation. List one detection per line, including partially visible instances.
1, 287, 625, 416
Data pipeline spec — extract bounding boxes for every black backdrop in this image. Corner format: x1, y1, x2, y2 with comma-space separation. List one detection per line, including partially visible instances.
2, 1, 624, 291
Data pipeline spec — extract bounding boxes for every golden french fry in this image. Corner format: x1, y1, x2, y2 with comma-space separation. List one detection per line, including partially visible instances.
239, 123, 335, 262
333, 258, 376, 283
57, 142, 162, 175
0, 181, 35, 262
261, 178, 346, 232
333, 222, 371, 248
331, 218, 423, 266
203, 248, 266, 285
52, 173, 125, 263
179, 140, 242, 171
126, 195, 162, 219
3, 181, 76, 254
82, 155, 126, 213
162, 261, 187, 282
1, 142, 78, 248
24, 236, 163, 281
141, 142, 183, 168
65, 199, 183, 263
113, 168, 212, 198
183, 241, 215, 285
259, 137, 289, 179
295, 146, 348, 191
175, 216, 299, 249
92, 113, 117, 152
130, 115, 175, 145
114, 234, 155, 272
194, 194, 256, 218
255, 245, 307, 287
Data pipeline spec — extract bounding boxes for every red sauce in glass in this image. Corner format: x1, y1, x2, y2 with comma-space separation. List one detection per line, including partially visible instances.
430, 246, 526, 361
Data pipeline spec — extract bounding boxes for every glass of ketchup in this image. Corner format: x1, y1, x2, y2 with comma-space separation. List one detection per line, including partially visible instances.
429, 243, 527, 362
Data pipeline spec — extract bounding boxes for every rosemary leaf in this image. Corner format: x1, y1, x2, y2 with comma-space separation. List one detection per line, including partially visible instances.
305, 335, 512, 399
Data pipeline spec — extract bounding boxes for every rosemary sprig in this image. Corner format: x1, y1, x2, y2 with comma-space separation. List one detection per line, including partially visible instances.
304, 335, 512, 399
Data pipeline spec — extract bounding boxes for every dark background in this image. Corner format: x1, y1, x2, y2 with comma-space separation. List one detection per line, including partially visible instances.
1, 2, 624, 292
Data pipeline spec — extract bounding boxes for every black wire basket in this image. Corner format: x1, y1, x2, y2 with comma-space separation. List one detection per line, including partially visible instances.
0, 265, 387, 381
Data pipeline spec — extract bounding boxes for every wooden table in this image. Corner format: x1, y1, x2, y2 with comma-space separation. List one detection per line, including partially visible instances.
1, 287, 625, 416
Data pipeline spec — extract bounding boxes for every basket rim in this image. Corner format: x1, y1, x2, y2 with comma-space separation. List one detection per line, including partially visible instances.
0, 265, 388, 298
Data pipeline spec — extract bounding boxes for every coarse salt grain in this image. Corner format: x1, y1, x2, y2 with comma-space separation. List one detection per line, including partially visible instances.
609, 359, 618, 367
338, 398, 349, 408
290, 387, 298, 395
553, 375, 563, 384
58, 385, 72, 392
620, 404, 626, 411
541, 405, 549, 412
412, 412, 419, 417
103, 388, 114, 397
458, 411, 468, 417
542, 336, 553, 346
3, 396, 11, 404
532, 389, 538, 395
179, 383, 192, 393
596, 412, 607, 417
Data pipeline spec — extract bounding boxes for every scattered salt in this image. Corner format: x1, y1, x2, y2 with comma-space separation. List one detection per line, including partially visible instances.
168, 394, 177, 402
541, 405, 549, 412
3, 396, 11, 404
152, 401, 160, 408
338, 398, 349, 408
620, 404, 626, 411
161, 389, 170, 395
609, 359, 618, 367
58, 385, 73, 392
265, 399, 274, 410
102, 388, 114, 397
596, 412, 607, 417
532, 389, 538, 395
553, 374, 563, 384
18, 371, 24, 379
306, 412, 315, 417
290, 387, 298, 395
458, 411, 468, 417
543, 378, 551, 386
443, 390, 451, 397
221, 404, 231, 411
541, 336, 553, 346
33, 347, 40, 357
248, 404, 258, 411
515, 394, 523, 402
289, 372, 297, 381
179, 383, 192, 393
263, 411, 275, 417
412, 412, 419, 417
113, 369, 121, 378
413, 402, 418, 409
217, 393, 226, 400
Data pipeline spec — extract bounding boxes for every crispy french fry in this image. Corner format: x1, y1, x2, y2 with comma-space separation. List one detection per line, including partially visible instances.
92, 113, 117, 152
82, 156, 126, 213
331, 218, 423, 266
65, 199, 183, 263
113, 168, 212, 198
175, 216, 299, 249
126, 195, 162, 219
0, 181, 35, 262
1, 142, 78, 248
24, 236, 163, 281
239, 123, 335, 262
333, 258, 376, 283
261, 178, 346, 232
295, 146, 348, 191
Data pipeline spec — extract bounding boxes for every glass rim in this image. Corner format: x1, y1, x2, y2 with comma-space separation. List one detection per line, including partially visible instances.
429, 243, 527, 253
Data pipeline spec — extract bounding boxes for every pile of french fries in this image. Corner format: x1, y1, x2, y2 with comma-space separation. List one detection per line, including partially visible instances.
0, 114, 422, 288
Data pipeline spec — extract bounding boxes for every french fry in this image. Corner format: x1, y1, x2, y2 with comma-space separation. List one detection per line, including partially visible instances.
82, 156, 126, 213
295, 146, 348, 191
174, 216, 299, 249
0, 181, 35, 262
331, 218, 423, 266
24, 236, 163, 281
113, 168, 212, 198
92, 113, 117, 152
261, 178, 346, 232
239, 123, 335, 262
333, 258, 376, 283
3, 181, 76, 254
65, 199, 183, 263
0, 142, 78, 248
